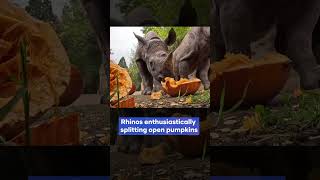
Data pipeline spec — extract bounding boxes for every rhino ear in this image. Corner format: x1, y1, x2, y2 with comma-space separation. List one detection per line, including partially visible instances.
164, 52, 173, 71
134, 32, 147, 45
165, 28, 176, 46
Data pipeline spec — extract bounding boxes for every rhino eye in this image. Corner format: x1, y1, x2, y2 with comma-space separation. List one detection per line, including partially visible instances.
150, 61, 156, 71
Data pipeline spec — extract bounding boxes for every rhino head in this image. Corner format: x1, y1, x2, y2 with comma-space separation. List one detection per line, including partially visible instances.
134, 28, 176, 93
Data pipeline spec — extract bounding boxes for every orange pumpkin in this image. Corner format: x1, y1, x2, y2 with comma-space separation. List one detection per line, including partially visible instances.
150, 91, 162, 100
161, 77, 201, 97
0, 2, 71, 140
111, 96, 135, 108
59, 65, 83, 106
10, 113, 80, 145
110, 61, 132, 102
128, 84, 136, 95
210, 52, 291, 107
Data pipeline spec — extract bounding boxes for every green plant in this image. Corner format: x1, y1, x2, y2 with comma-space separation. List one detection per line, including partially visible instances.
20, 40, 31, 146
0, 40, 31, 145
216, 80, 250, 127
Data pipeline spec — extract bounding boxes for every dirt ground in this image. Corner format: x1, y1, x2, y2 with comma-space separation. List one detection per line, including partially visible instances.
209, 110, 320, 146
133, 91, 209, 108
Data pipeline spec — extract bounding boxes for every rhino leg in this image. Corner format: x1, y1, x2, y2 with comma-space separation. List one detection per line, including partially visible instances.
196, 58, 211, 90
211, 0, 225, 61
219, 0, 252, 56
136, 60, 153, 95
153, 78, 162, 92
278, 3, 320, 90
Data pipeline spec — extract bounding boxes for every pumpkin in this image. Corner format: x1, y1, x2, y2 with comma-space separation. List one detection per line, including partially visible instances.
10, 113, 80, 145
59, 65, 83, 106
161, 77, 201, 97
111, 96, 135, 108
0, 1, 70, 140
210, 52, 291, 107
110, 61, 132, 101
150, 91, 162, 100
128, 84, 136, 95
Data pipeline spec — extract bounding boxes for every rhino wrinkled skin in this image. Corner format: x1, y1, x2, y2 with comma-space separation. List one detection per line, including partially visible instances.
162, 27, 211, 90
211, 0, 320, 89
134, 29, 176, 95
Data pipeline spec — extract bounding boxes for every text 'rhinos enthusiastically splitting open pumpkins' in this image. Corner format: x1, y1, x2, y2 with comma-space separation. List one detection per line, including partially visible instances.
161, 77, 201, 97
210, 52, 291, 107
0, 0, 83, 140
110, 61, 136, 108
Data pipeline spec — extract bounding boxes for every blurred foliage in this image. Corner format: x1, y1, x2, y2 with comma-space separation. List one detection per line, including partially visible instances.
26, 0, 60, 31
59, 0, 101, 93
116, 0, 209, 25
142, 27, 191, 51
128, 49, 142, 91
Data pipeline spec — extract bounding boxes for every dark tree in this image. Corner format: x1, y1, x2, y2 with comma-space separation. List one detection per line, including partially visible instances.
60, 0, 101, 93
118, 57, 128, 68
26, 0, 59, 29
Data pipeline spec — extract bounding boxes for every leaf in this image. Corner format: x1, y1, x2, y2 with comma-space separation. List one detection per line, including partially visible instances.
0, 88, 25, 122
242, 112, 262, 133
185, 96, 192, 104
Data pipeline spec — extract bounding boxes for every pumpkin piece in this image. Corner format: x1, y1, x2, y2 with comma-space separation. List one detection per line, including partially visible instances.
150, 91, 162, 100
111, 96, 135, 108
109, 61, 132, 102
128, 84, 136, 95
161, 77, 201, 97
210, 52, 290, 107
9, 113, 80, 145
59, 65, 83, 106
0, 1, 70, 140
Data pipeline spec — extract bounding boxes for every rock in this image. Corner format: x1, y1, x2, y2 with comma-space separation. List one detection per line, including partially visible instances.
219, 128, 231, 133
223, 120, 237, 125
210, 132, 220, 139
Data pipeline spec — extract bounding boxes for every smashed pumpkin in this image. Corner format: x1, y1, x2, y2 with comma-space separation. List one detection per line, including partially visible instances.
210, 52, 291, 107
110, 61, 133, 102
0, 0, 72, 140
161, 77, 201, 97
110, 96, 135, 108
150, 91, 162, 100
10, 113, 80, 145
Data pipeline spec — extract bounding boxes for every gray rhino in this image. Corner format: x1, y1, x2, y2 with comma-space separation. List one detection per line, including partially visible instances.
134, 29, 176, 95
211, 0, 320, 90
161, 27, 211, 89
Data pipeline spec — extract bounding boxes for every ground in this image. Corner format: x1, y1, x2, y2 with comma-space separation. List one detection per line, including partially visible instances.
110, 145, 210, 180
133, 89, 210, 108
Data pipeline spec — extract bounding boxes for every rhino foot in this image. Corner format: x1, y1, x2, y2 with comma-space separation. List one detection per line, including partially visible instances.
203, 82, 210, 90
300, 66, 320, 90
142, 87, 152, 95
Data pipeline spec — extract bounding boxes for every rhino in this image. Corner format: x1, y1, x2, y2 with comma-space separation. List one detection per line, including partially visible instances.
161, 27, 211, 89
211, 0, 320, 90
134, 29, 176, 95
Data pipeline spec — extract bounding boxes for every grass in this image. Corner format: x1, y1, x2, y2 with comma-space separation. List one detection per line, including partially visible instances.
254, 90, 320, 130
0, 40, 30, 144
187, 89, 210, 104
